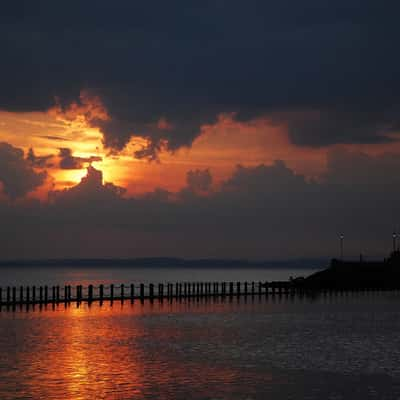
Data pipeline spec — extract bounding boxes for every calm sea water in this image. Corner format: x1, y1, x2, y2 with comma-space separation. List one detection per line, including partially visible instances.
0, 291, 400, 399
0, 266, 317, 286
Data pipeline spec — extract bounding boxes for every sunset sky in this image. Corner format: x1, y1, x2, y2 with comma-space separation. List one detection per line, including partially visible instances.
1, 1, 400, 259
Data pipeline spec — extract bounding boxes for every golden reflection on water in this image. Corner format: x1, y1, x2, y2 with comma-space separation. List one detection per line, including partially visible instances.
0, 299, 268, 400
53, 303, 145, 399
1, 295, 400, 399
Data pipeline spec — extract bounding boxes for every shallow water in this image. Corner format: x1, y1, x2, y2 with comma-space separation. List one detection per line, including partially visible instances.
0, 293, 399, 399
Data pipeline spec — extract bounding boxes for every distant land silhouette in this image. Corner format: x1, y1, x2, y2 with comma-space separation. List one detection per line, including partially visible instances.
298, 251, 400, 290
0, 257, 327, 269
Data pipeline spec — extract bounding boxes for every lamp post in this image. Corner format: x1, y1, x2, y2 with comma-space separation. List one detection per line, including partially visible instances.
339, 233, 344, 260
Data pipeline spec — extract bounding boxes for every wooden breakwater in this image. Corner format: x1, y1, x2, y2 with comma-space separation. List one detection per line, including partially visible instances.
0, 279, 397, 309
0, 281, 298, 307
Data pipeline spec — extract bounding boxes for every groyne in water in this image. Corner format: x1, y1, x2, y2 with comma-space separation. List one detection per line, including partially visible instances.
0, 279, 398, 310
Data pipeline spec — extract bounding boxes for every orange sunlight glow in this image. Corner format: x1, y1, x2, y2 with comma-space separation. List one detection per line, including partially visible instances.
2, 98, 400, 200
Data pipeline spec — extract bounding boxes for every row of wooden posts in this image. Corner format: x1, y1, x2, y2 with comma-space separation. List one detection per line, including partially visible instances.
0, 281, 297, 306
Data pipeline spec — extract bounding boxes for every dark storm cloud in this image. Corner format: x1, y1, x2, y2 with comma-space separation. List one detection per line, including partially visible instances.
26, 148, 53, 168
58, 148, 102, 169
324, 148, 400, 185
1, 1, 399, 157
0, 143, 46, 198
222, 161, 306, 192
38, 135, 70, 142
186, 169, 213, 192
1, 150, 399, 259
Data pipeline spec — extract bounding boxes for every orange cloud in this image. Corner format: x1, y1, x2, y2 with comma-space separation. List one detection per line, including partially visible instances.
1, 106, 400, 201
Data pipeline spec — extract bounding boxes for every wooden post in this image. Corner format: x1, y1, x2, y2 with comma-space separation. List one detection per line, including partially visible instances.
52, 286, 56, 303
12, 287, 16, 305
39, 286, 43, 303
19, 286, 23, 304
6, 287, 10, 304
56, 286, 60, 303
64, 286, 67, 302
0, 287, 2, 305
159, 283, 164, 300
130, 284, 134, 302
236, 282, 240, 297
88, 285, 93, 303
100, 284, 104, 302
110, 284, 114, 302
140, 284, 145, 302
258, 281, 262, 296
251, 282, 255, 296
149, 284, 154, 301
120, 284, 125, 301
244, 282, 248, 296
44, 286, 48, 303
229, 282, 234, 297
76, 285, 80, 302
26, 286, 30, 304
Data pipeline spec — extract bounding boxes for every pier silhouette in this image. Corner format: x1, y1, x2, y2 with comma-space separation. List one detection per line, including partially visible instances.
0, 281, 294, 308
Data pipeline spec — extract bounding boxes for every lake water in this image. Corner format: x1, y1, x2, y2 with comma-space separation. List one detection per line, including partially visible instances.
0, 290, 400, 399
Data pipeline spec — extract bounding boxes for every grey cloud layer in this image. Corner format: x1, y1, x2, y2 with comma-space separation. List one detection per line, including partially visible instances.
1, 1, 400, 158
0, 149, 399, 259
0, 143, 46, 198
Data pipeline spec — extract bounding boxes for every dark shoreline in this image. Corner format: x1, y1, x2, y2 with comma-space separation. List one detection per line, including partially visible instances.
299, 251, 400, 290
